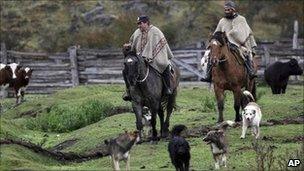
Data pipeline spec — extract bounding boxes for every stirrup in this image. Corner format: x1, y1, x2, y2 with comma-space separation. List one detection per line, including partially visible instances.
249, 74, 257, 79
200, 77, 212, 82
122, 92, 131, 101
165, 88, 172, 95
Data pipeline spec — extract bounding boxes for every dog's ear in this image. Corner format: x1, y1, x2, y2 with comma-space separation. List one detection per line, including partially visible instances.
252, 110, 256, 115
104, 139, 109, 145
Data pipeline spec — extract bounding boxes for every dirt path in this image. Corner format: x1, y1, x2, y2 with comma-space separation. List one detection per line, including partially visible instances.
187, 115, 304, 138
0, 138, 109, 163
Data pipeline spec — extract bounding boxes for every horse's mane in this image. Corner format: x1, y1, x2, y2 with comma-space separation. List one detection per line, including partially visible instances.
211, 31, 228, 45
123, 48, 137, 57
126, 50, 137, 57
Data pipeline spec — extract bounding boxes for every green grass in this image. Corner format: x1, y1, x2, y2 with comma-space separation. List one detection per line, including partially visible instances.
0, 84, 303, 170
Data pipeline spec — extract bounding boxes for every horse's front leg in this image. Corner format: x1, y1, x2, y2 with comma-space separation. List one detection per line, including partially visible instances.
132, 102, 144, 141
233, 88, 242, 122
150, 107, 159, 142
158, 107, 166, 138
214, 86, 224, 123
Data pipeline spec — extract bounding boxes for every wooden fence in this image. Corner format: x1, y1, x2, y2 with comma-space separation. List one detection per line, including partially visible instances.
1, 39, 303, 94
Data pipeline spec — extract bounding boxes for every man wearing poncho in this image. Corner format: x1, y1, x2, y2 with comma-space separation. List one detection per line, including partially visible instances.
201, 1, 257, 82
122, 15, 174, 101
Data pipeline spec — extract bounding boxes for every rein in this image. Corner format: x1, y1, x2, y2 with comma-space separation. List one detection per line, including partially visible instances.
137, 64, 149, 83
218, 58, 227, 63
135, 55, 150, 83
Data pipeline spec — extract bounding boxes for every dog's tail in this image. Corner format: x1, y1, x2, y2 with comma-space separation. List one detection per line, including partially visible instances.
214, 120, 235, 130
243, 90, 255, 102
241, 90, 255, 108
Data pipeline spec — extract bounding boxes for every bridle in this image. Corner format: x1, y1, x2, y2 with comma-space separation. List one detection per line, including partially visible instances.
127, 55, 150, 83
208, 39, 227, 66
136, 62, 149, 83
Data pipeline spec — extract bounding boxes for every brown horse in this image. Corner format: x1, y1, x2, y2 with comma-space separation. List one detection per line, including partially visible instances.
208, 31, 256, 123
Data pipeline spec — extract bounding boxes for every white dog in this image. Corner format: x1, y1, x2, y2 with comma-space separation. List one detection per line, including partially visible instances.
240, 102, 262, 139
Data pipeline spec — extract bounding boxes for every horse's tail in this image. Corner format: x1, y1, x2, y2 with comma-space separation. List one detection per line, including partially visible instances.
251, 80, 257, 101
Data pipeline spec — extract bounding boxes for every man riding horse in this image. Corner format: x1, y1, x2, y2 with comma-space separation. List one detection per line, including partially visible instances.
122, 15, 174, 101
201, 1, 257, 82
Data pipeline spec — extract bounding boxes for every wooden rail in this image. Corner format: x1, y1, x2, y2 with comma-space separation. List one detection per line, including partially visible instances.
1, 39, 303, 94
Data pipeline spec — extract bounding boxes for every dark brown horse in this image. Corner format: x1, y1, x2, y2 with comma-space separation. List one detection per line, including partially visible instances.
208, 31, 256, 123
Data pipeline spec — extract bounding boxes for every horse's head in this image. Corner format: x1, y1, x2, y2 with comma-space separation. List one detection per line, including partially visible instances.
123, 51, 147, 86
208, 31, 228, 66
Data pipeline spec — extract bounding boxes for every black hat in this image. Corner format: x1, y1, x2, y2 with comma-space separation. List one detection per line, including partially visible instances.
224, 1, 236, 11
137, 15, 149, 24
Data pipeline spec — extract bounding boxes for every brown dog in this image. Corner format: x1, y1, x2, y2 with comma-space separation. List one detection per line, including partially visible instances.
202, 121, 235, 170
104, 131, 140, 171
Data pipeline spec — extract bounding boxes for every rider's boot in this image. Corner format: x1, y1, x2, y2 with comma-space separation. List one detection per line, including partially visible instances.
244, 54, 257, 79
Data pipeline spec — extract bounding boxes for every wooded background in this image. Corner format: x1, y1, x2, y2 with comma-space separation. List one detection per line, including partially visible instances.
1, 0, 303, 94
1, 0, 303, 52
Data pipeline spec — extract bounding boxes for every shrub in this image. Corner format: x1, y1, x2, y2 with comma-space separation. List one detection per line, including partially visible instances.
26, 99, 113, 133
252, 141, 276, 171
201, 96, 216, 112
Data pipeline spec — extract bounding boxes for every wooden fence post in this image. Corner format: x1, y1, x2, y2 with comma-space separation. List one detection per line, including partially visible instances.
196, 41, 202, 81
262, 45, 270, 67
69, 46, 79, 87
293, 20, 298, 49
1, 42, 8, 64
1, 43, 8, 99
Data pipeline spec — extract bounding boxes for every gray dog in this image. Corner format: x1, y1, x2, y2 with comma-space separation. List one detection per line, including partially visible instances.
203, 121, 235, 170
104, 131, 140, 171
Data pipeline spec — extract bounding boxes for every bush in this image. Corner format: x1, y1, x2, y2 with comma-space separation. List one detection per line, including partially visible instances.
26, 99, 113, 133
201, 96, 216, 112
252, 141, 304, 171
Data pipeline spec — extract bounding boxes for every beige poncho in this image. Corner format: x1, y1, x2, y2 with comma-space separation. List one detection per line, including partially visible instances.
129, 25, 173, 73
215, 14, 257, 52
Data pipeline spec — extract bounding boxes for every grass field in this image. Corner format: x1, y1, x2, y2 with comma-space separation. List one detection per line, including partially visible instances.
0, 84, 303, 170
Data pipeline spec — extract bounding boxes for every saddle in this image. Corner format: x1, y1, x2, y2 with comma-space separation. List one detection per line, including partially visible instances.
228, 42, 248, 65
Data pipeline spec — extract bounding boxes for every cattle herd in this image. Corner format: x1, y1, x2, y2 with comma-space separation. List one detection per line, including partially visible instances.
0, 57, 303, 170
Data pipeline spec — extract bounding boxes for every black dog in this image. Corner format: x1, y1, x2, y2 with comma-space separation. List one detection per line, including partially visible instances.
168, 124, 191, 171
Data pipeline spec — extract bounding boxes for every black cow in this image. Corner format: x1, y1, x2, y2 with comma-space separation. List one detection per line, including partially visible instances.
264, 58, 303, 94
0, 64, 13, 87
